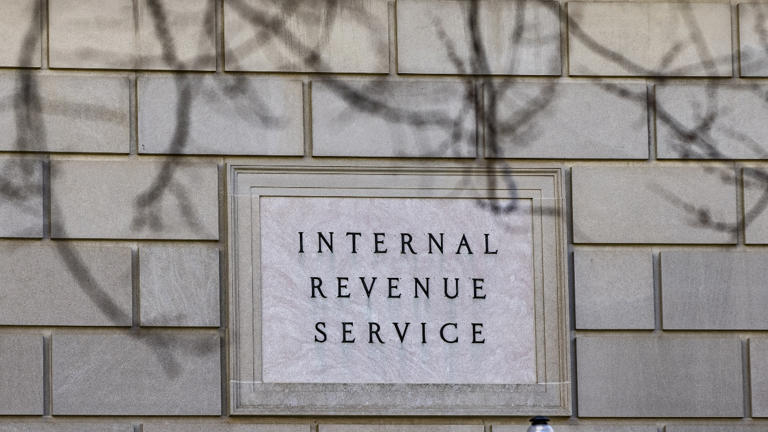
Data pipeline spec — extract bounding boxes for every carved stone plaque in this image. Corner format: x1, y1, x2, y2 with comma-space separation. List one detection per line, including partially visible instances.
228, 165, 569, 415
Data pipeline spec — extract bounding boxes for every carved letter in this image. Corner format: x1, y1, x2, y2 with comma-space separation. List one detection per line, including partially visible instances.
440, 322, 458, 343
318, 232, 334, 253
471, 323, 485, 344
393, 322, 411, 343
310, 277, 326, 298
455, 234, 473, 254
473, 278, 486, 299
314, 322, 327, 343
346, 232, 362, 253
484, 233, 498, 254
342, 322, 355, 343
374, 232, 387, 253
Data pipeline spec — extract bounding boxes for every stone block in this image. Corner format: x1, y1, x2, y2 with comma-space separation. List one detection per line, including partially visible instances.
397, 0, 560, 75
668, 427, 768, 432
52, 331, 221, 415
656, 84, 768, 159
739, 4, 768, 77
0, 74, 130, 153
495, 426, 656, 432
0, 0, 41, 67
743, 167, 768, 244
0, 244, 132, 326
0, 159, 42, 238
574, 249, 654, 330
0, 334, 43, 415
51, 160, 218, 240
751, 338, 768, 417
320, 427, 482, 432
49, 0, 215, 70
661, 251, 768, 330
145, 425, 309, 432
568, 2, 732, 76
140, 246, 220, 327
577, 336, 743, 417
138, 75, 303, 155
571, 166, 737, 244
312, 79, 475, 158
488, 83, 648, 159
0, 425, 131, 432
224, 0, 388, 73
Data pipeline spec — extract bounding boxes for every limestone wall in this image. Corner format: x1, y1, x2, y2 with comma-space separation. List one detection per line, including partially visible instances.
1, 0, 767, 430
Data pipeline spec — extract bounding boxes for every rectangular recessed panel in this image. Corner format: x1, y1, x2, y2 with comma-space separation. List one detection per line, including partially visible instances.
259, 197, 535, 384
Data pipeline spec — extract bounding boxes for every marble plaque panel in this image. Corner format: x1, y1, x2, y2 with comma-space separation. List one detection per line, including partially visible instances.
228, 165, 569, 415
260, 197, 535, 384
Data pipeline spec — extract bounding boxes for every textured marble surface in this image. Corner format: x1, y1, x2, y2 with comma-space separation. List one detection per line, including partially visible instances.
0, 244, 131, 326
397, 0, 560, 75
577, 335, 743, 417
0, 425, 130, 432
751, 338, 768, 417
0, 0, 40, 67
259, 197, 535, 384
321, 426, 483, 432
52, 331, 221, 415
224, 0, 388, 73
144, 425, 309, 432
138, 75, 303, 155
574, 248, 654, 330
0, 74, 130, 153
490, 83, 648, 159
0, 159, 42, 238
312, 80, 476, 158
51, 160, 218, 240
0, 334, 43, 415
568, 2, 731, 76
140, 245, 220, 327
49, 0, 215, 70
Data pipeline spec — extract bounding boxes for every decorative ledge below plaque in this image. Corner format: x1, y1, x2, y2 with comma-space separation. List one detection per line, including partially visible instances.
228, 165, 570, 416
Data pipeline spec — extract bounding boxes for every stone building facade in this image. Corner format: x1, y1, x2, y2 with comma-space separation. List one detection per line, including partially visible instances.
0, 0, 767, 431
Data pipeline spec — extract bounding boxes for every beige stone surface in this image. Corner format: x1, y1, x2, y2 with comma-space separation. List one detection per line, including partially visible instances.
0, 334, 43, 415
138, 75, 303, 155
224, 0, 388, 73
144, 425, 309, 432
312, 79, 475, 158
739, 4, 768, 77
140, 245, 220, 327
568, 2, 732, 76
656, 84, 768, 159
0, 244, 131, 326
574, 249, 654, 330
661, 251, 768, 330
751, 338, 768, 417
51, 160, 218, 240
321, 426, 482, 432
0, 0, 41, 67
488, 83, 648, 159
495, 426, 656, 432
52, 331, 221, 415
668, 427, 768, 432
572, 166, 737, 244
49, 0, 215, 70
0, 425, 131, 432
0, 73, 130, 153
397, 0, 560, 75
577, 336, 743, 417
743, 167, 768, 244
0, 159, 42, 238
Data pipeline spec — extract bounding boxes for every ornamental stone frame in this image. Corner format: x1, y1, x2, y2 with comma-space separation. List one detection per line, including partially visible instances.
228, 164, 570, 415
